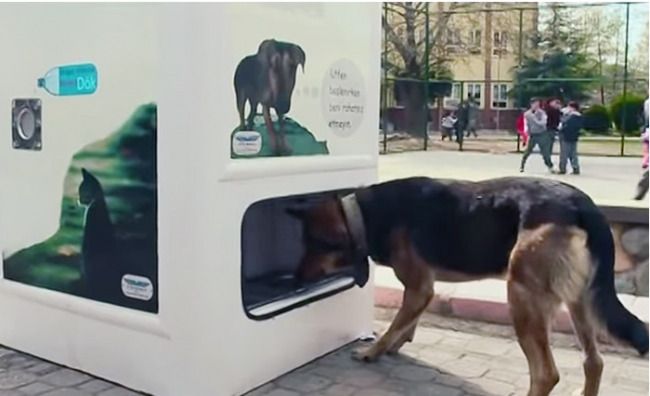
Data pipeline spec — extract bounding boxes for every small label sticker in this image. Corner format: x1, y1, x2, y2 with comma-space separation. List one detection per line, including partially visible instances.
233, 131, 262, 156
121, 274, 154, 301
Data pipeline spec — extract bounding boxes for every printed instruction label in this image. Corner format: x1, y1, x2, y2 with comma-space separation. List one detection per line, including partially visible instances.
233, 131, 262, 155
321, 59, 366, 137
122, 274, 154, 301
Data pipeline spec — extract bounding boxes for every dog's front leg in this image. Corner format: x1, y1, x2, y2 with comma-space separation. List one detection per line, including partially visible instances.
353, 287, 433, 362
262, 105, 279, 154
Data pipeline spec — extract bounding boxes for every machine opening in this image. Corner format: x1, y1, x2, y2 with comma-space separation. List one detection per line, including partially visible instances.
241, 189, 357, 320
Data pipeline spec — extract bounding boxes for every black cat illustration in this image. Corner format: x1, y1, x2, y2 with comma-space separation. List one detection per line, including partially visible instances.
78, 168, 122, 303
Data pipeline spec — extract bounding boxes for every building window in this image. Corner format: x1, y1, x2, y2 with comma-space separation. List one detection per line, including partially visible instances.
493, 31, 508, 55
469, 29, 481, 53
450, 83, 461, 100
443, 83, 462, 109
492, 84, 509, 108
467, 83, 482, 105
446, 28, 462, 55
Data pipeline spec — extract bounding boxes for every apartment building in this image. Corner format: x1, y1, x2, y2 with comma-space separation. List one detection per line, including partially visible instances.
384, 2, 539, 131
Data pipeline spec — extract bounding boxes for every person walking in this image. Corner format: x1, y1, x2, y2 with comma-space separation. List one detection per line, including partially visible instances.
455, 102, 468, 151
465, 94, 479, 138
634, 97, 649, 200
558, 101, 583, 175
456, 100, 469, 146
546, 98, 562, 155
520, 98, 555, 173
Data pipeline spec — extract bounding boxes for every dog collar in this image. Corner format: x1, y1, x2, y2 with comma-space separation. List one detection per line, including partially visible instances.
340, 193, 368, 255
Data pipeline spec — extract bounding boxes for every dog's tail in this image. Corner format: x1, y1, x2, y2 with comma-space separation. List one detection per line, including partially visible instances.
579, 199, 649, 355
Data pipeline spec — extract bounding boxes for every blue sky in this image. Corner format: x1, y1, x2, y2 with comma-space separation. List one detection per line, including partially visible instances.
610, 2, 648, 50
537, 2, 648, 60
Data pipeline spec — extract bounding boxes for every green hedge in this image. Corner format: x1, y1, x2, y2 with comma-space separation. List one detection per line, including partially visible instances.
610, 94, 645, 134
583, 104, 612, 134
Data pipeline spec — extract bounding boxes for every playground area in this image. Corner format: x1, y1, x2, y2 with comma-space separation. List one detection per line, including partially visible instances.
379, 149, 648, 205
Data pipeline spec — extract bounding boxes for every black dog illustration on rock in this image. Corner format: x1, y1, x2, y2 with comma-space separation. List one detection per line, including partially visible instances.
234, 39, 306, 155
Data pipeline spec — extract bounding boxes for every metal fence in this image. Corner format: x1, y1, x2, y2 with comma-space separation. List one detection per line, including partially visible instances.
381, 2, 649, 156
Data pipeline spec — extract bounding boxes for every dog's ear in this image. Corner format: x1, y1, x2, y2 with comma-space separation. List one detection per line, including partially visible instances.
290, 44, 306, 73
257, 39, 277, 69
352, 253, 370, 288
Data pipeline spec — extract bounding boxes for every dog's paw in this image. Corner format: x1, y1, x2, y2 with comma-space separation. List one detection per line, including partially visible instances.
351, 346, 379, 363
385, 346, 401, 356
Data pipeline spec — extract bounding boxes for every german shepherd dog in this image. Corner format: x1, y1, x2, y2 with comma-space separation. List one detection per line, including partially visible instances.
288, 177, 648, 396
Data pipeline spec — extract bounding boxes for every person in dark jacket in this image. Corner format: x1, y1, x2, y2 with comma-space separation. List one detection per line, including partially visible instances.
558, 101, 583, 175
546, 98, 562, 155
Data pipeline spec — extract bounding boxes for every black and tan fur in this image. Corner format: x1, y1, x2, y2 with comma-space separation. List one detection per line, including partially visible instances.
289, 176, 648, 396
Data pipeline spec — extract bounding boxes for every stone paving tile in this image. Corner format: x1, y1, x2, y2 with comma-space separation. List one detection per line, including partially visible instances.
0, 390, 28, 396
40, 369, 92, 387
17, 382, 55, 395
0, 371, 38, 390
0, 318, 647, 396
96, 388, 144, 396
40, 389, 93, 396
77, 379, 114, 393
275, 372, 331, 393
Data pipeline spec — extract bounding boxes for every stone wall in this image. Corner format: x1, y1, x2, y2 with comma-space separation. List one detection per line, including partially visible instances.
612, 223, 649, 297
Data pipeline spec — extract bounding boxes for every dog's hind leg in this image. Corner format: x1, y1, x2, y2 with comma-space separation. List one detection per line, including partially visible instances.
568, 297, 603, 396
508, 278, 560, 396
277, 115, 292, 156
508, 226, 565, 396
508, 224, 592, 396
262, 106, 279, 154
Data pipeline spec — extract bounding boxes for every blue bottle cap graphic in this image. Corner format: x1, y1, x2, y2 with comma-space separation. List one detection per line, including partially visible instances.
37, 63, 98, 96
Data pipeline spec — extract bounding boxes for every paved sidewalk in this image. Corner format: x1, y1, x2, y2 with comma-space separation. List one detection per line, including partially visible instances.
0, 314, 647, 396
247, 318, 648, 396
379, 151, 648, 207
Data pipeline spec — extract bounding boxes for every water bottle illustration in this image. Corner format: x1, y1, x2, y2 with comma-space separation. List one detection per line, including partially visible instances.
37, 63, 98, 96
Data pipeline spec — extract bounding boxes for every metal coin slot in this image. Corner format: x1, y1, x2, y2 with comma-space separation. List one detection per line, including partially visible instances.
12, 98, 42, 150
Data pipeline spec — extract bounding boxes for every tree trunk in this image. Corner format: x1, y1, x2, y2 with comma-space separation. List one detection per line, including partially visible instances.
597, 35, 605, 104
395, 80, 427, 136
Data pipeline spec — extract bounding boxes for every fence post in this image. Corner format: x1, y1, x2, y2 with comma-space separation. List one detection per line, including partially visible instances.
382, 3, 388, 154
516, 8, 523, 153
423, 3, 430, 151
620, 1, 630, 157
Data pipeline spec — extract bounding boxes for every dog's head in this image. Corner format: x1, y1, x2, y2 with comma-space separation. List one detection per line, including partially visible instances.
257, 39, 306, 115
287, 196, 369, 288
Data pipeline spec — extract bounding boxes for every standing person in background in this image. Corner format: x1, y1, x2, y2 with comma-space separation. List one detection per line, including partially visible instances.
558, 101, 583, 175
546, 98, 562, 155
465, 94, 479, 138
456, 99, 469, 146
516, 110, 529, 147
520, 98, 555, 173
634, 96, 649, 200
